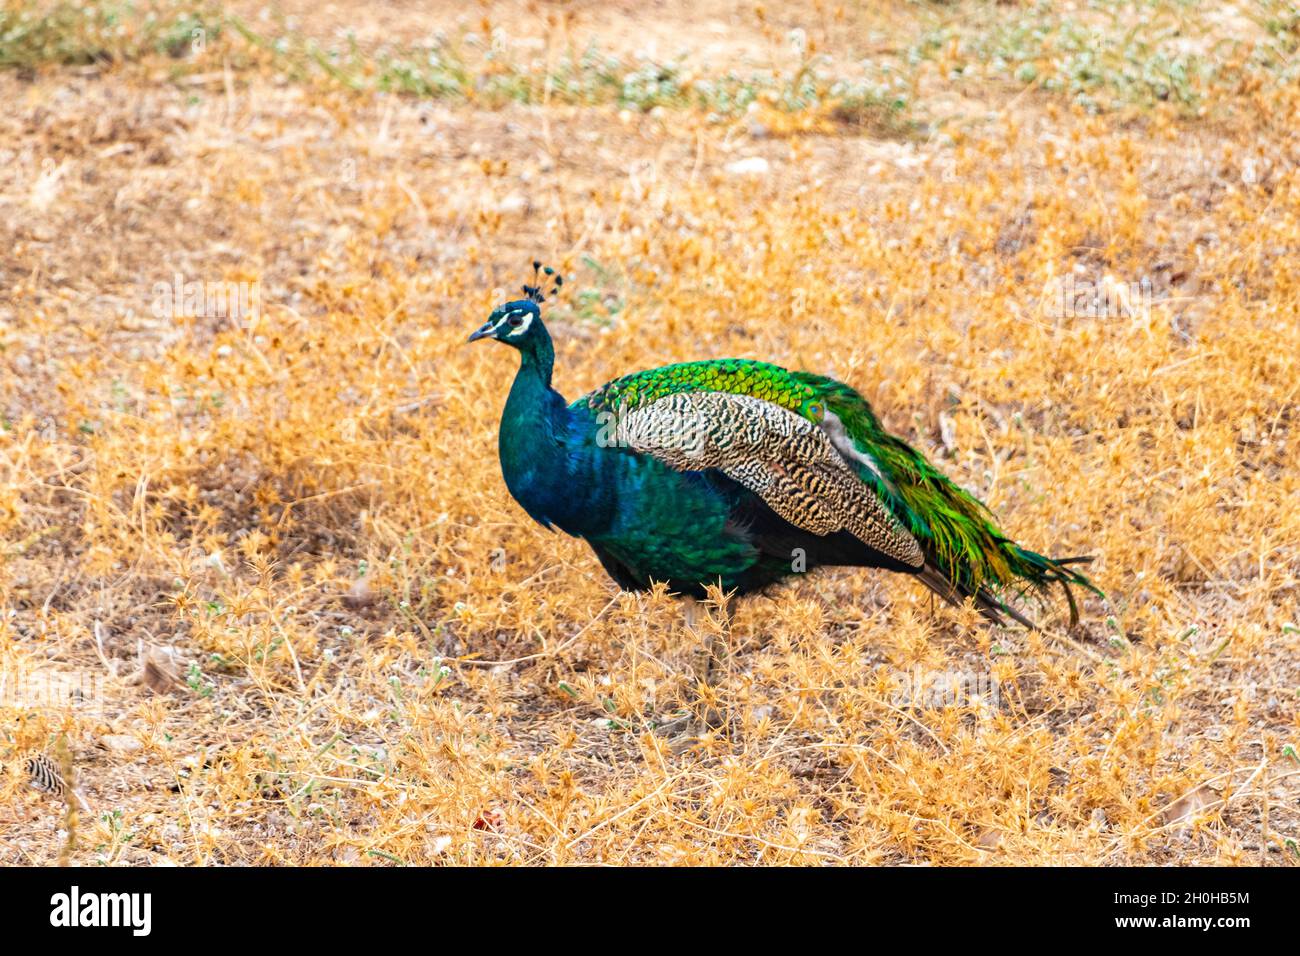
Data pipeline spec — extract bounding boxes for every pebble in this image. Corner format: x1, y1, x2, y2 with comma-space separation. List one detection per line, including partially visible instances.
725, 157, 770, 177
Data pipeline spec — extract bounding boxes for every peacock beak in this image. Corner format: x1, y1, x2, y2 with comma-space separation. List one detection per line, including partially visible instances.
467, 321, 496, 343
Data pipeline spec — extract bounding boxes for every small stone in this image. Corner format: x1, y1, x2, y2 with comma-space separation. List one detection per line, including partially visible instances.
497, 192, 528, 214
343, 576, 374, 609
725, 157, 770, 177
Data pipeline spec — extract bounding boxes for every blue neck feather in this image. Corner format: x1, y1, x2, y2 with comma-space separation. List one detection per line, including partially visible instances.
497, 325, 580, 531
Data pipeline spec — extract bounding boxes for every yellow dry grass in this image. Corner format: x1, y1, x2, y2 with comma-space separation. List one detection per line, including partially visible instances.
1, 0, 1298, 865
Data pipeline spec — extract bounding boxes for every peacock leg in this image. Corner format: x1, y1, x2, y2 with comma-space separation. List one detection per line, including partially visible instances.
686, 594, 732, 733
684, 596, 710, 687
655, 595, 731, 740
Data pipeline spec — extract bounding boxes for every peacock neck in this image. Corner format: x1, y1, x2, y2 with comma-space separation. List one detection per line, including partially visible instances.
498, 331, 577, 530
503, 346, 562, 436
517, 329, 555, 387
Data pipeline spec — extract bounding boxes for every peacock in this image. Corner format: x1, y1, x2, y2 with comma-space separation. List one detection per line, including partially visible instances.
469, 263, 1100, 721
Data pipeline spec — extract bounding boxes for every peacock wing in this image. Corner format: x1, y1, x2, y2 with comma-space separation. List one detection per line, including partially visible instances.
607, 390, 924, 569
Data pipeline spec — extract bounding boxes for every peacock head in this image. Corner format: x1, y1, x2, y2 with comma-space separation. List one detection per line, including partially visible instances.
467, 261, 562, 349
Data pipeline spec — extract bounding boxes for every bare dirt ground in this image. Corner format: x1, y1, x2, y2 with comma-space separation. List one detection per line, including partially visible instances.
1, 0, 1298, 865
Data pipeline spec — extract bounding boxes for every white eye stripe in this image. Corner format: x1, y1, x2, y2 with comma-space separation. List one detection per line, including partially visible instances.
488, 310, 522, 331
506, 312, 533, 336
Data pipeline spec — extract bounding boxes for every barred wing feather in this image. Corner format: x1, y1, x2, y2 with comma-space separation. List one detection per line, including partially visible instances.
610, 391, 924, 569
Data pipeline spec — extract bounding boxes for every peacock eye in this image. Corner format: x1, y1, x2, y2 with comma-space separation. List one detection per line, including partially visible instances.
508, 313, 524, 327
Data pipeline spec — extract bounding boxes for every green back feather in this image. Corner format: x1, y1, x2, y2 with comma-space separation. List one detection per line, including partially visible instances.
583, 359, 826, 420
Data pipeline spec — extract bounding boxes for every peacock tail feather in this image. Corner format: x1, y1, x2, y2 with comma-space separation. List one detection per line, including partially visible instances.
789, 371, 1103, 624
578, 359, 1101, 624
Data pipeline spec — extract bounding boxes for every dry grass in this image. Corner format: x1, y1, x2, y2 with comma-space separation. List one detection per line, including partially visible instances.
1, 0, 1298, 866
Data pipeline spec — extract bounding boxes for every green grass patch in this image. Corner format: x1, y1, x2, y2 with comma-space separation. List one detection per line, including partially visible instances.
0, 0, 912, 134
909, 0, 1300, 114
0, 0, 224, 70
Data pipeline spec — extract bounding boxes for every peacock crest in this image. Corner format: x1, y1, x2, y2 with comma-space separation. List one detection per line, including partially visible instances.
521, 260, 563, 304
